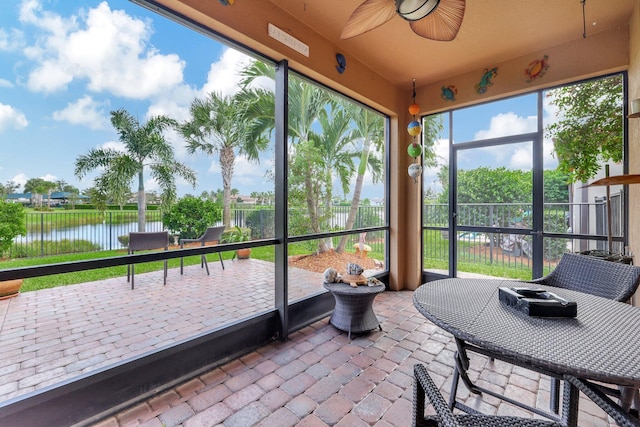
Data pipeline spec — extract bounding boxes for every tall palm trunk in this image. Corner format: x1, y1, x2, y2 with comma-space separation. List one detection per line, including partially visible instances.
324, 169, 334, 250
220, 146, 235, 229
336, 141, 371, 253
137, 171, 146, 232
304, 167, 329, 253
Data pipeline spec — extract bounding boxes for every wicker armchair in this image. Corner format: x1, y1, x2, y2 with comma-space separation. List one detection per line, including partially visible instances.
533, 252, 640, 412
451, 252, 640, 417
529, 252, 640, 302
179, 226, 225, 275
413, 364, 564, 427
127, 231, 169, 290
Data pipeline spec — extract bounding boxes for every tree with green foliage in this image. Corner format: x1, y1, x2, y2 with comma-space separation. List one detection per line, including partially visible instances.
162, 195, 222, 240
0, 181, 19, 199
180, 91, 269, 229
75, 108, 197, 232
0, 201, 26, 256
438, 166, 532, 206
308, 100, 359, 250
335, 102, 385, 253
24, 177, 56, 209
545, 75, 623, 183
241, 62, 335, 248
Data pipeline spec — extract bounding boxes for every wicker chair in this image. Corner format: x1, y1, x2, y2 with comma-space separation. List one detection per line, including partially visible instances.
451, 252, 640, 417
179, 226, 225, 275
413, 364, 564, 427
127, 231, 169, 290
564, 375, 640, 427
532, 252, 640, 412
529, 252, 640, 302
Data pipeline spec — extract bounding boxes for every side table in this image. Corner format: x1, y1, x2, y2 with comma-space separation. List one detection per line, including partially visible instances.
323, 282, 385, 339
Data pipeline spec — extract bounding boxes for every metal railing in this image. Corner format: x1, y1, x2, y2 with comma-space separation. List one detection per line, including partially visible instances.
9, 206, 386, 259
11, 211, 163, 258
423, 197, 625, 277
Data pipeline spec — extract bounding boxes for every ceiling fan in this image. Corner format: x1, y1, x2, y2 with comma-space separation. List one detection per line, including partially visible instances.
341, 0, 465, 41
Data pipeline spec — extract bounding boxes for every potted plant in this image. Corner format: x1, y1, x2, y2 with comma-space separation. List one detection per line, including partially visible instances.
0, 201, 27, 298
223, 226, 252, 259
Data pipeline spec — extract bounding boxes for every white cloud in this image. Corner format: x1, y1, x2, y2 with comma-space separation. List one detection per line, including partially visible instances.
0, 28, 25, 51
11, 173, 29, 191
0, 79, 14, 88
433, 137, 450, 165
207, 160, 220, 174
144, 177, 159, 193
52, 95, 110, 129
509, 145, 533, 169
40, 173, 57, 182
100, 141, 125, 152
146, 48, 258, 161
20, 1, 185, 99
201, 48, 253, 97
474, 112, 537, 140
0, 103, 28, 132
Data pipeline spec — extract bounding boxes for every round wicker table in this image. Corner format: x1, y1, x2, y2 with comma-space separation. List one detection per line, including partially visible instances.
414, 278, 640, 426
324, 282, 385, 339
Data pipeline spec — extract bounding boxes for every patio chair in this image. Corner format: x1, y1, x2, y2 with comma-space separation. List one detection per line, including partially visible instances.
451, 252, 640, 417
127, 231, 169, 290
529, 252, 640, 302
413, 364, 564, 427
530, 252, 640, 412
179, 226, 225, 275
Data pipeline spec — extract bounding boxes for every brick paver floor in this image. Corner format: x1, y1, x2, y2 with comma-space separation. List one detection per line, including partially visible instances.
98, 291, 617, 427
0, 259, 323, 402
0, 262, 619, 426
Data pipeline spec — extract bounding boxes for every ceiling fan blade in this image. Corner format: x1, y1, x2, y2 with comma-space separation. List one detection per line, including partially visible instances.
341, 0, 397, 39
409, 0, 465, 41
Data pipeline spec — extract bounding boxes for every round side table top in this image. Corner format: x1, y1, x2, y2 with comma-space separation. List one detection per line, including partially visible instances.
323, 282, 385, 295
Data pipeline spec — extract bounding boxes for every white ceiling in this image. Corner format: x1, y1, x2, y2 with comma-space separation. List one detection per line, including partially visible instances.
269, 0, 636, 90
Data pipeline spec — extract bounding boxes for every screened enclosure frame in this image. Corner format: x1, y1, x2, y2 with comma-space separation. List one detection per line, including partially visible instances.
422, 71, 630, 281
0, 1, 391, 425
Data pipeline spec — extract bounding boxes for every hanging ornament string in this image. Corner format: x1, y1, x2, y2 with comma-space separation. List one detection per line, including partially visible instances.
407, 79, 423, 183
582, 0, 587, 39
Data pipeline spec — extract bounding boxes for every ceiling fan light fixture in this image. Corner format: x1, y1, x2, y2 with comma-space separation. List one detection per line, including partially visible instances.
396, 0, 441, 21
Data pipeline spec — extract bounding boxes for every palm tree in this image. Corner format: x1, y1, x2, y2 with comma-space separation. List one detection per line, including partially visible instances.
309, 102, 357, 250
75, 108, 197, 231
180, 91, 269, 229
240, 62, 331, 246
335, 104, 385, 253
24, 177, 56, 208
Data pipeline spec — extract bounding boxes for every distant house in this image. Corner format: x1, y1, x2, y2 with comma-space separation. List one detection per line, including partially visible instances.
4, 192, 90, 206
4, 193, 32, 204
236, 195, 257, 205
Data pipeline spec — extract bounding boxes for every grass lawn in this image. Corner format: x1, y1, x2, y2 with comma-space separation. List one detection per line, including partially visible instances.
0, 246, 275, 293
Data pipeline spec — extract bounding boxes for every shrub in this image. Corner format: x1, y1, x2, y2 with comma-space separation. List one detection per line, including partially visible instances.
162, 196, 222, 240
245, 209, 274, 239
9, 239, 101, 258
0, 201, 27, 256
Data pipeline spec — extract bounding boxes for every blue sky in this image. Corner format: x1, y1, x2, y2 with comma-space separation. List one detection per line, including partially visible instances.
0, 0, 273, 197
0, 0, 563, 201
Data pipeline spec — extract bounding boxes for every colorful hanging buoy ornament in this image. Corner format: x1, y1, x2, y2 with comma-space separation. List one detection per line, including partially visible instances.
407, 120, 421, 136
408, 163, 423, 179
407, 79, 422, 183
407, 142, 422, 158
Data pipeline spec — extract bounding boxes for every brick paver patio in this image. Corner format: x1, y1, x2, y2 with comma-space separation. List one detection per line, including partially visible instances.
0, 261, 618, 426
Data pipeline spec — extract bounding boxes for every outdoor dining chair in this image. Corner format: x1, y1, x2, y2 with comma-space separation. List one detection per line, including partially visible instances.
127, 231, 169, 290
179, 226, 225, 275
529, 252, 640, 302
450, 252, 640, 417
413, 364, 564, 427
531, 252, 640, 412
